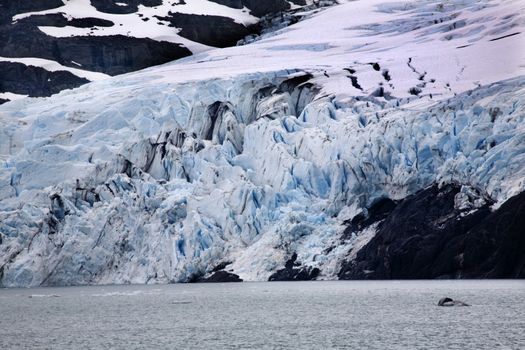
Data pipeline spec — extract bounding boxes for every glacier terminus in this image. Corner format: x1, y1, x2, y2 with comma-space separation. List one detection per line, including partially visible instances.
0, 0, 524, 287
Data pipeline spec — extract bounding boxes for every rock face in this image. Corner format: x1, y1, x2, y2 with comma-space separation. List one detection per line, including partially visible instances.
156, 12, 252, 48
0, 61, 90, 97
209, 0, 305, 17
268, 253, 320, 281
90, 0, 163, 14
0, 0, 64, 25
0, 29, 192, 76
339, 185, 525, 279
199, 271, 243, 283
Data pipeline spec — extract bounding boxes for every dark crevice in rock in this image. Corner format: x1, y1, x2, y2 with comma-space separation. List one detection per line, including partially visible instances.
339, 184, 525, 279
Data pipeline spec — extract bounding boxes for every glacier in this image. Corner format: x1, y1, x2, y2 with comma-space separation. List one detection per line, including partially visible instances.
0, 0, 524, 286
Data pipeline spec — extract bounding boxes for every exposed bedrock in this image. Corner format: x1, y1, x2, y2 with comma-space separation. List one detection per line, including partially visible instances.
0, 0, 64, 25
209, 0, 293, 17
339, 185, 525, 279
0, 25, 192, 75
0, 61, 89, 97
90, 0, 163, 14
199, 270, 243, 282
268, 253, 320, 281
156, 12, 254, 48
16, 13, 115, 28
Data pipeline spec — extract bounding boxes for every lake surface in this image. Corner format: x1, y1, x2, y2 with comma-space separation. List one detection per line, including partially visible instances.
0, 280, 524, 349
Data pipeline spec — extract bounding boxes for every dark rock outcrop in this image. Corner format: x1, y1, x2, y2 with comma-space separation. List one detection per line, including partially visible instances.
239, 0, 291, 17
0, 24, 192, 75
17, 13, 115, 28
208, 0, 244, 9
269, 252, 320, 281
342, 197, 397, 239
0, 61, 89, 97
200, 271, 243, 282
0, 0, 64, 25
209, 0, 291, 17
156, 12, 253, 48
90, 0, 163, 14
339, 184, 525, 279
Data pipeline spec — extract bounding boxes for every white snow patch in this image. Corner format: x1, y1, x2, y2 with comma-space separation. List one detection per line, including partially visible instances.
0, 92, 28, 101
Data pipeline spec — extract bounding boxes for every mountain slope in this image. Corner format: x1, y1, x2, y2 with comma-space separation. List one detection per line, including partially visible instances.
0, 0, 524, 286
0, 0, 318, 102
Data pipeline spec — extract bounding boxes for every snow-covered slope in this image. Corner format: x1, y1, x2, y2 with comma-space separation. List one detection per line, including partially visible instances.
0, 0, 524, 286
0, 0, 319, 102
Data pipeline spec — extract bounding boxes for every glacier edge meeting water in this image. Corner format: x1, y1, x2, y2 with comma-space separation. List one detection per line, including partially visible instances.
0, 70, 524, 286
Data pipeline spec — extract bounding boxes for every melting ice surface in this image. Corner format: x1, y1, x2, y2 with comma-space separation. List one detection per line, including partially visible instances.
0, 0, 525, 286
0, 281, 524, 349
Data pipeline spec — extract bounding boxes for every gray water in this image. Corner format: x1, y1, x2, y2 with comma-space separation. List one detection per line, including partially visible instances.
0, 281, 524, 349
